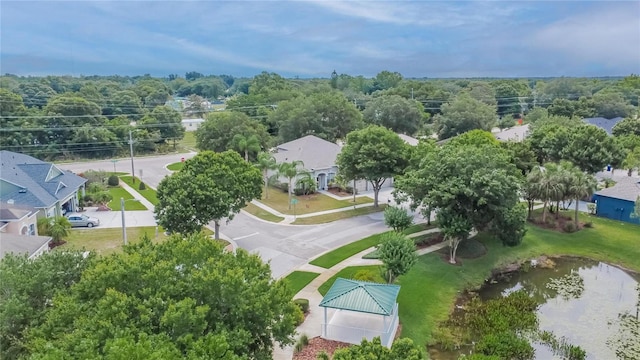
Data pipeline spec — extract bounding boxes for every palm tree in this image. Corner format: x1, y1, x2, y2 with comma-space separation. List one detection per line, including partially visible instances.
278, 160, 305, 209
39, 216, 71, 244
232, 134, 261, 161
296, 171, 317, 195
528, 165, 564, 223
568, 169, 597, 227
255, 152, 277, 199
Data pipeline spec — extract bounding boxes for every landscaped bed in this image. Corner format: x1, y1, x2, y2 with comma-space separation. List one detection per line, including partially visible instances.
258, 187, 372, 215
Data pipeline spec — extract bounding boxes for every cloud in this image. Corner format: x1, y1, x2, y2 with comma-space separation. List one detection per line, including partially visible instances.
529, 2, 640, 72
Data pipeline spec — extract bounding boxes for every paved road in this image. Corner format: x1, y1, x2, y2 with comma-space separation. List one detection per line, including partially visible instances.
58, 152, 197, 189
59, 154, 422, 278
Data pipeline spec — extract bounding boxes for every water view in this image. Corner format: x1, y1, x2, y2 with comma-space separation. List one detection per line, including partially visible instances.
433, 257, 640, 360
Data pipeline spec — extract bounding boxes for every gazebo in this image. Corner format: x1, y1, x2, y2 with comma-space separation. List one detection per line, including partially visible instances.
319, 278, 400, 348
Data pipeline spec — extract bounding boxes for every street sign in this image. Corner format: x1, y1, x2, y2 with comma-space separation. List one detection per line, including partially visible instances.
291, 198, 298, 205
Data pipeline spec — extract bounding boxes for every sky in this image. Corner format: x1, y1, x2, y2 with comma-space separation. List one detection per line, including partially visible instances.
1, 1, 639, 78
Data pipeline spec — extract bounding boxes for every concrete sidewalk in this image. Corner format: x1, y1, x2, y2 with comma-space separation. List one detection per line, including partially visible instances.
250, 199, 379, 225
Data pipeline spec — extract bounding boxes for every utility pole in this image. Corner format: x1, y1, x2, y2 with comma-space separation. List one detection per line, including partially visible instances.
411, 88, 414, 100
129, 130, 136, 183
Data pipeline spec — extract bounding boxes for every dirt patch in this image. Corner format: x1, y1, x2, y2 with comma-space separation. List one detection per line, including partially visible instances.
415, 233, 445, 249
48, 240, 67, 249
326, 188, 353, 197
292, 337, 351, 360
528, 211, 588, 233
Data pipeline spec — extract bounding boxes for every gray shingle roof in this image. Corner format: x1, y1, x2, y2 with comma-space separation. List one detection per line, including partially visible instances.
582, 117, 624, 135
595, 177, 640, 202
397, 133, 419, 146
0, 234, 51, 259
0, 206, 33, 221
494, 124, 530, 142
272, 135, 341, 170
0, 151, 87, 208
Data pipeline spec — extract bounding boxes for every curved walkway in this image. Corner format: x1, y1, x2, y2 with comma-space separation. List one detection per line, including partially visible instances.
273, 227, 448, 360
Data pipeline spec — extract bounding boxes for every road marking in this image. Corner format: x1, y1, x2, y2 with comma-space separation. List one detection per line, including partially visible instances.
234, 232, 259, 240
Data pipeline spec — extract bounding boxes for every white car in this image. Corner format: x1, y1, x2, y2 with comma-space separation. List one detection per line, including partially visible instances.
66, 214, 100, 228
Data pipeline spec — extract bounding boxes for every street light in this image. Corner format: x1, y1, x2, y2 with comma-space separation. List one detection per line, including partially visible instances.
121, 197, 140, 246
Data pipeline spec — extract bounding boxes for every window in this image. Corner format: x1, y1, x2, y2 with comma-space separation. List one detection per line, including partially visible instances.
29, 224, 36, 236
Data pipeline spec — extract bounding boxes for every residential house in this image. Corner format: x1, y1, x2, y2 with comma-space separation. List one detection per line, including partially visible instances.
181, 118, 205, 131
592, 177, 640, 225
0, 234, 52, 260
0, 151, 87, 219
271, 135, 341, 191
0, 204, 38, 236
0, 203, 51, 259
494, 124, 530, 142
270, 134, 417, 193
582, 117, 624, 135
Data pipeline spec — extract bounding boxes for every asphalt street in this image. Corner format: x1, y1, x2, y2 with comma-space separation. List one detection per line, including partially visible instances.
58, 153, 418, 278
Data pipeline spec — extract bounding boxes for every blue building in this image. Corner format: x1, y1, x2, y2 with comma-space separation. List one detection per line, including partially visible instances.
593, 177, 640, 225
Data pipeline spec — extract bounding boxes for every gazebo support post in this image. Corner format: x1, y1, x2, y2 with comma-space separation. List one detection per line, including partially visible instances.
323, 307, 328, 337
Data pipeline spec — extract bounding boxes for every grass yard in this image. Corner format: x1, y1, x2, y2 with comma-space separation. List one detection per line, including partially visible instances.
106, 186, 147, 211
291, 204, 387, 225
283, 271, 321, 295
309, 220, 423, 268
404, 222, 437, 235
178, 131, 197, 151
258, 187, 372, 215
318, 266, 384, 295
166, 162, 184, 171
119, 176, 158, 205
243, 202, 284, 223
316, 211, 640, 351
59, 226, 168, 256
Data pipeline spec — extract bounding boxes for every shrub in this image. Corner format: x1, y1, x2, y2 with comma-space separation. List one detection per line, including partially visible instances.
139, 182, 146, 190
586, 203, 596, 215
583, 222, 593, 228
107, 175, 119, 187
299, 333, 309, 346
293, 305, 305, 326
545, 217, 557, 228
475, 332, 534, 359
384, 206, 413, 232
353, 270, 376, 282
294, 341, 304, 353
294, 298, 310, 314
87, 182, 106, 194
563, 222, 578, 233
316, 350, 330, 360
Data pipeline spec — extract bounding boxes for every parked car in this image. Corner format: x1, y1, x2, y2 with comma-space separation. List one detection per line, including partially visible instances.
66, 214, 100, 228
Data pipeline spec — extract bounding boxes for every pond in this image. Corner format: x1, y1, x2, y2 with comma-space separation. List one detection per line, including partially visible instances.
431, 257, 640, 360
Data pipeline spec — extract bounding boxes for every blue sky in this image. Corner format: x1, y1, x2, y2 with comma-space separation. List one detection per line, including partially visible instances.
1, 1, 639, 78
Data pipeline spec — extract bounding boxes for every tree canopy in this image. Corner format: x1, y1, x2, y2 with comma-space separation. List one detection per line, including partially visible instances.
395, 133, 524, 263
337, 125, 409, 207
362, 95, 424, 135
195, 111, 271, 154
155, 150, 262, 237
24, 234, 299, 360
434, 93, 497, 140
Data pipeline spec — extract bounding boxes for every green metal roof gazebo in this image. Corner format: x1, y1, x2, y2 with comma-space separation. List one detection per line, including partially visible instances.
319, 278, 400, 315
319, 278, 401, 347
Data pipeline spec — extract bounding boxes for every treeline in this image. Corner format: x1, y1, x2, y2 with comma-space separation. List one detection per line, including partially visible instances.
1, 71, 639, 160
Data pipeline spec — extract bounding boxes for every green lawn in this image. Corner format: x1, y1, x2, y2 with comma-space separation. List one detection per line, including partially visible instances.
318, 266, 384, 295
258, 187, 372, 215
404, 222, 437, 235
166, 162, 184, 171
59, 226, 168, 256
119, 176, 158, 205
309, 221, 422, 268
291, 204, 387, 225
106, 187, 147, 211
243, 202, 284, 223
283, 271, 321, 295
178, 131, 197, 151
315, 212, 640, 351
60, 227, 221, 256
